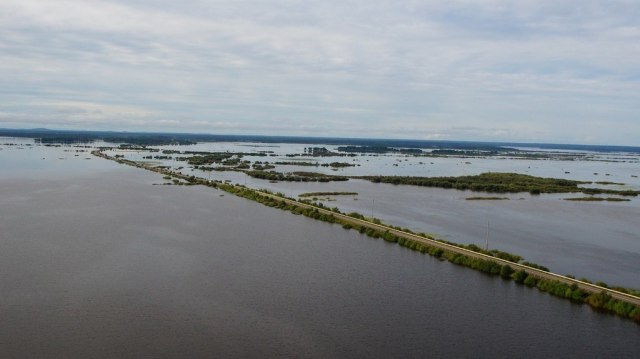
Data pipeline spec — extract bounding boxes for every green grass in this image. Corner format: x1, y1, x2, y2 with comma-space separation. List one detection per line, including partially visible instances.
465, 196, 509, 200
299, 192, 358, 197
246, 170, 349, 182
360, 172, 639, 196
564, 197, 631, 202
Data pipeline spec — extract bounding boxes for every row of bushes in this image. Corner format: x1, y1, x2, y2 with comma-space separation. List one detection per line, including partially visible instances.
216, 183, 640, 324
514, 271, 640, 320
207, 181, 640, 324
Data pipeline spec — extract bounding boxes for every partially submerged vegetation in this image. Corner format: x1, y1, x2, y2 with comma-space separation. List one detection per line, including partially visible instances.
252, 163, 276, 170
284, 147, 355, 157
246, 170, 349, 182
564, 197, 631, 202
337, 145, 423, 155
466, 196, 509, 200
360, 172, 639, 196
179, 153, 235, 165
299, 192, 358, 197
273, 161, 319, 166
321, 162, 357, 168
430, 149, 499, 156
219, 185, 640, 324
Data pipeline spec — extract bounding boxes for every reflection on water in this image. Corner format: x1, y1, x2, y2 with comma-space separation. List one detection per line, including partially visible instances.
1, 155, 638, 358
0, 137, 117, 179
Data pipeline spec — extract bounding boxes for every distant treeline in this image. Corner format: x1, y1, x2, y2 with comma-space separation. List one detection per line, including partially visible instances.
3, 128, 640, 153
430, 149, 500, 156
337, 146, 424, 154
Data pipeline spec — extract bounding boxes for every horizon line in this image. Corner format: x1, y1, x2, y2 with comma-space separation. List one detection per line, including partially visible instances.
1, 127, 639, 149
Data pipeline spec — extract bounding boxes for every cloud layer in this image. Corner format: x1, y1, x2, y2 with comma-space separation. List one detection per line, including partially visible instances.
1, 0, 639, 144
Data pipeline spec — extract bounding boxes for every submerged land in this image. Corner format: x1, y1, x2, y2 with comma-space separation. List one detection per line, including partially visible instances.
93, 148, 640, 324
2, 128, 640, 337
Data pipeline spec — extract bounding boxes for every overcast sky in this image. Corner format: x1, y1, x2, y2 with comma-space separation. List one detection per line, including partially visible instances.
1, 1, 639, 144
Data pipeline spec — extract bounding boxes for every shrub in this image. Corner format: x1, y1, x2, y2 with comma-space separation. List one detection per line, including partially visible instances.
586, 291, 611, 310
500, 265, 514, 279
524, 276, 538, 287
511, 270, 528, 284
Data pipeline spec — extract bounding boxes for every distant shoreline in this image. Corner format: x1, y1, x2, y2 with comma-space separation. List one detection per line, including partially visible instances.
1, 128, 639, 153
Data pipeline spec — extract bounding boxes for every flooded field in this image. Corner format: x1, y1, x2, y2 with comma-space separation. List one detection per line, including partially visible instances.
98, 139, 640, 289
1, 143, 638, 357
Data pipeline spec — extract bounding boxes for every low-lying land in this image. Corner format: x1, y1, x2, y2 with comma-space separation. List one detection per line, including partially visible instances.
246, 170, 349, 182
359, 172, 639, 196
466, 196, 509, 200
564, 197, 631, 202
299, 192, 358, 197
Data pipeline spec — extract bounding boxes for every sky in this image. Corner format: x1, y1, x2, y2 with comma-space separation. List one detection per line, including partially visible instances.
0, 0, 639, 145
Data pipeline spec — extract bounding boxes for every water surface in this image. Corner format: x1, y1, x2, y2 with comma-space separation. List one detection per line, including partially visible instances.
0, 151, 638, 358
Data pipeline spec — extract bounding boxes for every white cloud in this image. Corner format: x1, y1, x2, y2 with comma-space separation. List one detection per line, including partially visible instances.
0, 0, 639, 144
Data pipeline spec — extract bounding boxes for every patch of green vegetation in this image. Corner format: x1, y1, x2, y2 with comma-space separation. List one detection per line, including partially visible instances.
431, 149, 498, 156
273, 161, 319, 166
321, 162, 356, 168
465, 196, 509, 200
246, 170, 348, 182
178, 151, 270, 166
252, 163, 276, 170
221, 158, 243, 166
178, 153, 235, 165
360, 172, 639, 196
564, 197, 631, 202
337, 145, 422, 155
299, 192, 358, 197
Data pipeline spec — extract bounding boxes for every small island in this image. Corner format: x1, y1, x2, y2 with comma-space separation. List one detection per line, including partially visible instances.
564, 197, 631, 202
359, 172, 639, 196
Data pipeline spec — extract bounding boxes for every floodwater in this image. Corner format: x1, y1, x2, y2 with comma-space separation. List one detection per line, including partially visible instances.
7, 137, 640, 288
123, 141, 640, 187
1, 140, 639, 357
145, 142, 640, 289
253, 178, 640, 289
